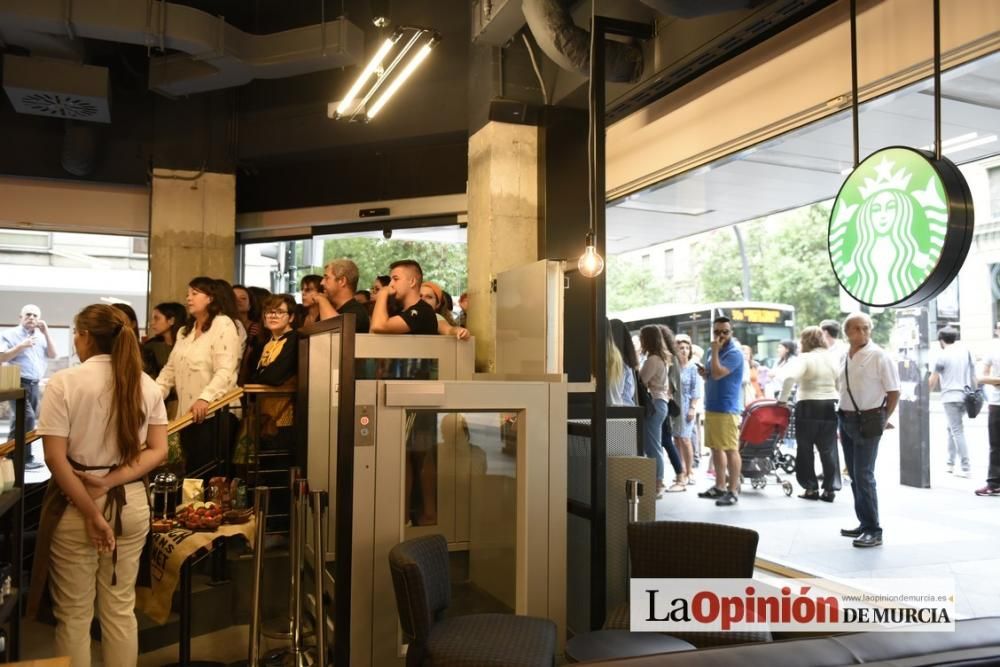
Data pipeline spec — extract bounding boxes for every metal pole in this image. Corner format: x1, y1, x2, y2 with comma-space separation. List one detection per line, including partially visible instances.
248, 486, 270, 666
264, 466, 299, 640
311, 490, 328, 667
932, 0, 942, 161
850, 0, 860, 167
625, 479, 642, 525
292, 478, 308, 661
733, 226, 752, 301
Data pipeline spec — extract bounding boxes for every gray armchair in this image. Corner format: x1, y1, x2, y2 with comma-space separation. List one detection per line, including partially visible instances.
388, 534, 557, 666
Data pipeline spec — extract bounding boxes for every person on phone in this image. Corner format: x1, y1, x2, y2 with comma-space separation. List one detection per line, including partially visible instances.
837, 312, 899, 548
29, 304, 168, 667
1, 305, 58, 466
696, 316, 744, 506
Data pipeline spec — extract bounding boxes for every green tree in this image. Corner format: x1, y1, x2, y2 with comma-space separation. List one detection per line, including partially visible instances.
317, 237, 468, 297
606, 255, 662, 312
692, 204, 894, 344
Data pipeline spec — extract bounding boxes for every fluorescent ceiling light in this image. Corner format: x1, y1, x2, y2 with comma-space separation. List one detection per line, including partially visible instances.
367, 41, 435, 119
335, 35, 399, 117
918, 132, 992, 153
944, 134, 997, 154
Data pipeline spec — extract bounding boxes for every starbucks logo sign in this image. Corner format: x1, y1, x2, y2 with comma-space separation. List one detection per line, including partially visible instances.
829, 147, 974, 308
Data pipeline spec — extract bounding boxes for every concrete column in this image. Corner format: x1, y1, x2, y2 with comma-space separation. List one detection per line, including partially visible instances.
467, 121, 541, 372
149, 168, 236, 310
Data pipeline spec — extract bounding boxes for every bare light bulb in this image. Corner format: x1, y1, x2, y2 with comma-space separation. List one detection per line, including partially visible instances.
578, 234, 604, 278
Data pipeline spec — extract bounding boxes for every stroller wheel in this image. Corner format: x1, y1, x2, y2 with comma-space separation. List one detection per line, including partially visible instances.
781, 456, 796, 475
782, 481, 793, 496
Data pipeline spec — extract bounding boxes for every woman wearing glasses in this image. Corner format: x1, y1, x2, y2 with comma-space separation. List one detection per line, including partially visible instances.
250, 295, 299, 450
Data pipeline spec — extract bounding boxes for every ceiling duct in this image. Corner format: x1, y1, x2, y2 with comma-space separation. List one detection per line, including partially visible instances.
0, 0, 366, 97
522, 0, 644, 83
2, 53, 110, 122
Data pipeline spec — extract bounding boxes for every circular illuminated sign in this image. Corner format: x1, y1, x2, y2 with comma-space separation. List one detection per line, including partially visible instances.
828, 146, 974, 308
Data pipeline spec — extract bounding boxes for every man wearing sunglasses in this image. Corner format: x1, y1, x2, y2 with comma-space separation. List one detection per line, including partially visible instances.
1, 305, 58, 455
697, 316, 745, 506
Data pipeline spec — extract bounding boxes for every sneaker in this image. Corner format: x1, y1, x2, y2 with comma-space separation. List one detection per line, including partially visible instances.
698, 486, 726, 499
957, 469, 971, 479
946, 463, 954, 474
715, 491, 739, 506
975, 486, 1000, 496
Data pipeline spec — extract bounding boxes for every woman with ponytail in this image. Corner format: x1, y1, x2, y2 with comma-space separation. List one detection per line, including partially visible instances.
28, 304, 168, 667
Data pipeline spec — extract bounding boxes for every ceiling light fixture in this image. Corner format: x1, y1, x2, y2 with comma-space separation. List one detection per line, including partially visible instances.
331, 26, 440, 122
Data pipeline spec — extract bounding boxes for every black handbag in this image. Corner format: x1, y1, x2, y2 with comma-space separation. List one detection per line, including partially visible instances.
635, 370, 655, 417
667, 399, 681, 418
844, 355, 885, 438
964, 351, 986, 419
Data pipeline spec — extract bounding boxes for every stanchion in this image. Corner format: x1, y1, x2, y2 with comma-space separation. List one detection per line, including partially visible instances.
625, 479, 642, 525
262, 478, 309, 667
262, 467, 299, 641
309, 490, 328, 667
228, 486, 270, 667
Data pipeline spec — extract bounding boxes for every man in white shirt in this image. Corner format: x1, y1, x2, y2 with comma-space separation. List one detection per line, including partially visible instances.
837, 312, 900, 548
975, 322, 1000, 496
928, 327, 973, 477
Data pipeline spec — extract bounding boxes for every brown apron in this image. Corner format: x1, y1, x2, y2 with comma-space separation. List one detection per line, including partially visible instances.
26, 459, 151, 621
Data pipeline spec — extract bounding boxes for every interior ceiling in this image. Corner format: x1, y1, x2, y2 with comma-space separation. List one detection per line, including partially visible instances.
607, 51, 1000, 255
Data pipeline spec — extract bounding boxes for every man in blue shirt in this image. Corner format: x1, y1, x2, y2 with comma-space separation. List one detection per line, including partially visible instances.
1, 305, 57, 463
697, 316, 745, 506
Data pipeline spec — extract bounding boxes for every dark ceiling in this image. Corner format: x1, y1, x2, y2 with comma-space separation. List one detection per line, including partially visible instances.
0, 0, 835, 214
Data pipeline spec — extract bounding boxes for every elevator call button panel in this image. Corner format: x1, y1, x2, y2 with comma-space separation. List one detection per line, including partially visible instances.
356, 405, 375, 447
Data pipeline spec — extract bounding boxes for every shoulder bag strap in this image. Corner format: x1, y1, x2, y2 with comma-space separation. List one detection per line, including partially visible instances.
967, 350, 978, 389
844, 353, 861, 412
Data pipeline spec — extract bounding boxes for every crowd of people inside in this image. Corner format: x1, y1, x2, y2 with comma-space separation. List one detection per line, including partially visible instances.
0, 257, 468, 664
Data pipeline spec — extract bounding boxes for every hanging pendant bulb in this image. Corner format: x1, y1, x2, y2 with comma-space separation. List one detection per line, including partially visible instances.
578, 232, 605, 278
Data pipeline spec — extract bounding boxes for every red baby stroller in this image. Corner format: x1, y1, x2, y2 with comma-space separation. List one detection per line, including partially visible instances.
739, 399, 794, 496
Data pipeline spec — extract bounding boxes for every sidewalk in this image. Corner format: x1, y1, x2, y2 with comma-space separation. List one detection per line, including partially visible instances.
656, 401, 1000, 619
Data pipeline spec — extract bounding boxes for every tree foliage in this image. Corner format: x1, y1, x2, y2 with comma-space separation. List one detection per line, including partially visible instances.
692, 204, 894, 344
606, 255, 662, 312
306, 237, 468, 297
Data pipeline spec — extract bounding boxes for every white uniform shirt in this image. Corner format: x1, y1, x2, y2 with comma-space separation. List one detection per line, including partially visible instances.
156, 315, 241, 416
838, 341, 900, 411
35, 355, 168, 473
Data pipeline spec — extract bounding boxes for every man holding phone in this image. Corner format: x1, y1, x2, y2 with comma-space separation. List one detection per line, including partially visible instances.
697, 316, 745, 506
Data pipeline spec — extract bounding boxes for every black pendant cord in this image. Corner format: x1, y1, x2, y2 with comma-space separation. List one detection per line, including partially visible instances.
850, 0, 860, 168
933, 0, 942, 161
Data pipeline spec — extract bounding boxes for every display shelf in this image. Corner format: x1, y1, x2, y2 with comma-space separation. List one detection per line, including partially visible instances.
0, 489, 22, 521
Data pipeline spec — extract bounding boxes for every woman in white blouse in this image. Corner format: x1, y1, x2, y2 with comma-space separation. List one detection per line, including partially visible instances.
778, 326, 841, 501
30, 304, 168, 667
156, 276, 241, 473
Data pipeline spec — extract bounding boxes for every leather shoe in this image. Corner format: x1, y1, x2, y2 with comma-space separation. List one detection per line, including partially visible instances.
852, 532, 883, 548
840, 526, 863, 538
819, 491, 836, 502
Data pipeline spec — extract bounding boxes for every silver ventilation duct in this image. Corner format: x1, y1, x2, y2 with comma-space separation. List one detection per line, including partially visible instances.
0, 0, 365, 97
522, 0, 644, 83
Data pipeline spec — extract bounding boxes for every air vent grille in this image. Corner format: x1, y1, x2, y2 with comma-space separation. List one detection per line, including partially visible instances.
2, 55, 110, 124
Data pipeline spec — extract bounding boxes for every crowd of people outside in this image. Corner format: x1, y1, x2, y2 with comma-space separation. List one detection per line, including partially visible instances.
608, 307, 1000, 548
0, 257, 469, 664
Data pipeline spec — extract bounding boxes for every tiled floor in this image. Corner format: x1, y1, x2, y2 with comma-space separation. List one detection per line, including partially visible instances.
656, 402, 1000, 618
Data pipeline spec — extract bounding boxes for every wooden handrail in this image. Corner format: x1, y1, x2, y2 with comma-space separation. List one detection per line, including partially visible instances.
242, 384, 296, 395
167, 387, 244, 436
0, 429, 40, 457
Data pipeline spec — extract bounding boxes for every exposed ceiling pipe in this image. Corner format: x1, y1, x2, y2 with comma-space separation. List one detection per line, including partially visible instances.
522, 0, 644, 84
637, 0, 768, 19
0, 0, 365, 96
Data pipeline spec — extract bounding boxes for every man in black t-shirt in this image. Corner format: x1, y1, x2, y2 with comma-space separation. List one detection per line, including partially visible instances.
371, 259, 439, 335
317, 258, 371, 333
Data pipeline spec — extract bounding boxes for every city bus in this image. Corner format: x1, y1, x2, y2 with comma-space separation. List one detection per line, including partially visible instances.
610, 301, 796, 367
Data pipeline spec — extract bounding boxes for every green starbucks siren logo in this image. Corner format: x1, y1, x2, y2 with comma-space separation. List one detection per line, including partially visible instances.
829, 147, 974, 308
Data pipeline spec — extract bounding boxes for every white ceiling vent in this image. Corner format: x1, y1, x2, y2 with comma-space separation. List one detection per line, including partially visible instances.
2, 54, 110, 123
